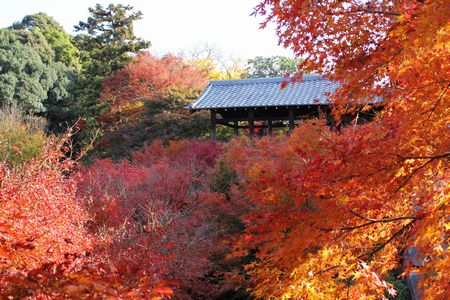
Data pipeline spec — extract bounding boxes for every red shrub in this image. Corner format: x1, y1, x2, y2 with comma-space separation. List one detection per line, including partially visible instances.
77, 139, 238, 297
0, 139, 181, 298
0, 141, 93, 297
0, 137, 243, 298
131, 139, 222, 169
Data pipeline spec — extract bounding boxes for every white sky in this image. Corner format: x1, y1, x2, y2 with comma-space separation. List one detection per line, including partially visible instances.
0, 0, 294, 60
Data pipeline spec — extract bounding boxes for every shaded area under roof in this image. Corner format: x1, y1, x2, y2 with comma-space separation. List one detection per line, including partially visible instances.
187, 74, 339, 110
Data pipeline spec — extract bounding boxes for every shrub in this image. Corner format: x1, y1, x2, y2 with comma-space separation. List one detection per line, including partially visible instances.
0, 137, 181, 298
0, 107, 46, 166
0, 139, 92, 297
77, 139, 244, 297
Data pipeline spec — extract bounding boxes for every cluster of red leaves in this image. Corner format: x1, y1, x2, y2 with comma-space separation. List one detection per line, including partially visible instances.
0, 140, 95, 298
77, 139, 242, 298
101, 52, 208, 115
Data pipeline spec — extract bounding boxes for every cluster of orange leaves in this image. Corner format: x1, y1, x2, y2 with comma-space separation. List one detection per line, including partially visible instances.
220, 0, 449, 298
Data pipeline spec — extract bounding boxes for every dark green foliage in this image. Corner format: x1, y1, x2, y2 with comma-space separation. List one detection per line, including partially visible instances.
216, 126, 235, 141
385, 269, 409, 300
0, 28, 75, 118
0, 29, 50, 112
12, 12, 65, 32
209, 159, 238, 197
44, 63, 78, 131
245, 56, 302, 78
74, 4, 150, 110
12, 13, 81, 69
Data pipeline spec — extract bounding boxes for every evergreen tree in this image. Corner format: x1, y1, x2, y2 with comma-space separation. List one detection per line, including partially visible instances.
0, 28, 75, 122
12, 12, 81, 69
74, 4, 150, 112
245, 55, 302, 78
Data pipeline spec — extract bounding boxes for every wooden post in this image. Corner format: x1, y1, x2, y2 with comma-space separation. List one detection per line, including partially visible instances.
267, 120, 273, 135
211, 110, 216, 139
288, 107, 295, 132
234, 120, 239, 136
248, 110, 255, 138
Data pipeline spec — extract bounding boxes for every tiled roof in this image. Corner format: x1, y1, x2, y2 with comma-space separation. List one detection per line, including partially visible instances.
187, 74, 339, 110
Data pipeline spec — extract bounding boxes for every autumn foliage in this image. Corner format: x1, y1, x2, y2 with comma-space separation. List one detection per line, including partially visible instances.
0, 139, 93, 297
1, 0, 448, 298
225, 120, 448, 298
94, 52, 211, 158
77, 139, 244, 298
101, 52, 207, 115
220, 0, 449, 299
0, 138, 246, 298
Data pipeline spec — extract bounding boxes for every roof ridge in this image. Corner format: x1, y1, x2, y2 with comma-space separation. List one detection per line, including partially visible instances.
209, 74, 325, 86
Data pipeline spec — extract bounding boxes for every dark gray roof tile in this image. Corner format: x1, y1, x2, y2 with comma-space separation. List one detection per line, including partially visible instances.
188, 74, 339, 110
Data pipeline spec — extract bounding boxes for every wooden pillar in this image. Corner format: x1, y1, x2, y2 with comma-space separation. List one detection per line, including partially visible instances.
211, 110, 216, 139
248, 110, 255, 138
267, 120, 273, 135
234, 120, 239, 136
288, 107, 295, 132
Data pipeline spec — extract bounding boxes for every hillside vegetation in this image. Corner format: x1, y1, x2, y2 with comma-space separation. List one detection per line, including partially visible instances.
0, 1, 448, 299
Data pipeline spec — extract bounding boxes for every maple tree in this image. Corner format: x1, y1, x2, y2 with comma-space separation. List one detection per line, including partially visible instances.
93, 52, 211, 158
101, 52, 207, 116
220, 0, 449, 299
1, 1, 448, 298
76, 44, 247, 157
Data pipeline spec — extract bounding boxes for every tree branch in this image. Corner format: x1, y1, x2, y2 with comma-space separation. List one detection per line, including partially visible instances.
318, 210, 415, 232
402, 152, 450, 160
338, 216, 415, 231
427, 84, 449, 120
352, 9, 401, 16
395, 80, 449, 91
393, 157, 437, 195
325, 9, 401, 17
361, 221, 414, 261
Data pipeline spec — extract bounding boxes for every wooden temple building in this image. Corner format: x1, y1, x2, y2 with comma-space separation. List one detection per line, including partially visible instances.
187, 74, 339, 138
